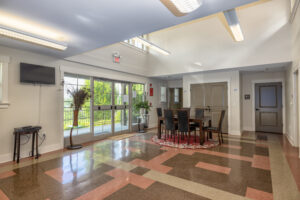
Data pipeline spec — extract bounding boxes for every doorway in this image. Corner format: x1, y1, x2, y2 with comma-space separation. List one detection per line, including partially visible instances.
255, 82, 283, 133
93, 79, 130, 137
190, 82, 228, 133
168, 88, 183, 109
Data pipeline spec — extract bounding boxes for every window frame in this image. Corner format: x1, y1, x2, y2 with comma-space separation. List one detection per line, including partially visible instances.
0, 56, 10, 109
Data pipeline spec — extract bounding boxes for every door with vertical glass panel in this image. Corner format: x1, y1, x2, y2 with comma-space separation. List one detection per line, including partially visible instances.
93, 79, 113, 136
114, 82, 129, 132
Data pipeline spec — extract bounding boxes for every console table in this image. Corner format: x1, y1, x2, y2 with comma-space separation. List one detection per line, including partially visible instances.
13, 126, 42, 163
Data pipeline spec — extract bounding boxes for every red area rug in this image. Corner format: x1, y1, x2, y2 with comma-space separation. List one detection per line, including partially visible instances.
152, 135, 219, 149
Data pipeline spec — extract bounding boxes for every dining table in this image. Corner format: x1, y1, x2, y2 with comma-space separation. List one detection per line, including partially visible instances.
157, 116, 212, 145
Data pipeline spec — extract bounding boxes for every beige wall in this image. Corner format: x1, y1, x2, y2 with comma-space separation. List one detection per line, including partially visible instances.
0, 45, 163, 163
241, 71, 286, 132
183, 70, 241, 135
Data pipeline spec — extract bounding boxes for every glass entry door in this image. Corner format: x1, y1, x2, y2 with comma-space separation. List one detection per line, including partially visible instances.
92, 79, 130, 137
114, 82, 129, 133
93, 79, 113, 136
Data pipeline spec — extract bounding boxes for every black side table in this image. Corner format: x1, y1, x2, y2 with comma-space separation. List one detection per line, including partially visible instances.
13, 126, 42, 163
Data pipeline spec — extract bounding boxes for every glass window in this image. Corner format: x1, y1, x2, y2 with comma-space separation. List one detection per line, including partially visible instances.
160, 86, 167, 102
174, 88, 179, 103
64, 74, 91, 137
132, 83, 145, 125
124, 35, 147, 51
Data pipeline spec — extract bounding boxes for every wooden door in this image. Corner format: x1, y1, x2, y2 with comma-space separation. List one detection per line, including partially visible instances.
190, 82, 228, 133
169, 88, 183, 109
255, 83, 283, 133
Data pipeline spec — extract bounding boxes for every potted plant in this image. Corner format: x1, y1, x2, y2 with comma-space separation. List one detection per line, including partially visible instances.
134, 101, 151, 129
67, 87, 90, 150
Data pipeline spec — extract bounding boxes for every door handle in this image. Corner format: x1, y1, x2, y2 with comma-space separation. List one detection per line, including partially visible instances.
256, 108, 260, 111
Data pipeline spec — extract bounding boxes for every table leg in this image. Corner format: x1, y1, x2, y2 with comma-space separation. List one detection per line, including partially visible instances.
35, 132, 39, 159
208, 120, 212, 139
31, 132, 35, 157
17, 133, 21, 163
13, 133, 17, 161
199, 126, 204, 145
158, 119, 162, 139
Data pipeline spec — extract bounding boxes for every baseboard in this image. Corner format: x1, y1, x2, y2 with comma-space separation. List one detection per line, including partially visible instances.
0, 143, 62, 164
243, 126, 255, 132
286, 133, 297, 147
229, 130, 242, 136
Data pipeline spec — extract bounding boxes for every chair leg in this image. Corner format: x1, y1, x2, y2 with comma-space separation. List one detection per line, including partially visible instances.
188, 132, 190, 145
218, 132, 221, 145
194, 130, 196, 143
221, 131, 224, 143
173, 131, 176, 143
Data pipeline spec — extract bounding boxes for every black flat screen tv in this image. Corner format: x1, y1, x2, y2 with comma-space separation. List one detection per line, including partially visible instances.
20, 63, 55, 85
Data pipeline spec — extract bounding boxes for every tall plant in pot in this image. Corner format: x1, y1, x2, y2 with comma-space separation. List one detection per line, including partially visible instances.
67, 87, 90, 150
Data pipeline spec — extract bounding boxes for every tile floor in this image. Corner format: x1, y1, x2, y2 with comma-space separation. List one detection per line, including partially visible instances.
0, 131, 299, 200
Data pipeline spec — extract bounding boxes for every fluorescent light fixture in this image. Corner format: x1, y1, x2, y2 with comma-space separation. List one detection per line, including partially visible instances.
0, 25, 67, 50
169, 0, 202, 14
223, 9, 244, 42
160, 0, 202, 16
134, 37, 170, 55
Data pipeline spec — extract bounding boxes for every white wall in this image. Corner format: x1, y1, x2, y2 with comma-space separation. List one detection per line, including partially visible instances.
285, 4, 300, 149
183, 70, 241, 135
0, 45, 163, 163
241, 71, 286, 133
167, 79, 183, 88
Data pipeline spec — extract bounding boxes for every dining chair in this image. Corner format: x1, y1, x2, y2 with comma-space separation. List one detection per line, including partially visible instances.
195, 108, 204, 119
164, 109, 177, 142
203, 110, 226, 144
177, 110, 196, 145
157, 108, 164, 133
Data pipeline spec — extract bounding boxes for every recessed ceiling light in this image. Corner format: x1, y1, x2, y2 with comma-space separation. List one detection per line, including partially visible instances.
134, 37, 170, 55
0, 26, 67, 51
160, 0, 203, 17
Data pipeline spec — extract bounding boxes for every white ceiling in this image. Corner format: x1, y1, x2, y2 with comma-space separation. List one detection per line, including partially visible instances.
67, 0, 292, 77
0, 0, 256, 58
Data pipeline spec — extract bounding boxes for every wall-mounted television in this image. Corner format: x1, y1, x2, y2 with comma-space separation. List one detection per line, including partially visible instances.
20, 63, 55, 85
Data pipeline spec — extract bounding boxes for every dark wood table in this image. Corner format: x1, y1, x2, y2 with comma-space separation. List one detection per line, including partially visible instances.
13, 126, 41, 163
157, 116, 211, 145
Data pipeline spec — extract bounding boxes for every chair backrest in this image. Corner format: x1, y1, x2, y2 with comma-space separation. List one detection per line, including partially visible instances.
218, 110, 226, 131
156, 108, 162, 117
195, 108, 204, 119
177, 109, 189, 132
164, 109, 175, 131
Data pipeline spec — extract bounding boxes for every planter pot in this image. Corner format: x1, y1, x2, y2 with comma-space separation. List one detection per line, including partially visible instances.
73, 110, 79, 126
140, 108, 145, 116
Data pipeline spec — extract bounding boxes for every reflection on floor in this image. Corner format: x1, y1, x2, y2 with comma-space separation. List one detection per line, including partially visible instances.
0, 131, 300, 200
64, 123, 129, 137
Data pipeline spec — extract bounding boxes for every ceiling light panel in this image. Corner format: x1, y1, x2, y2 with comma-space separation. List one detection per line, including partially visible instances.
0, 26, 67, 50
223, 9, 244, 42
170, 0, 202, 13
160, 0, 203, 17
